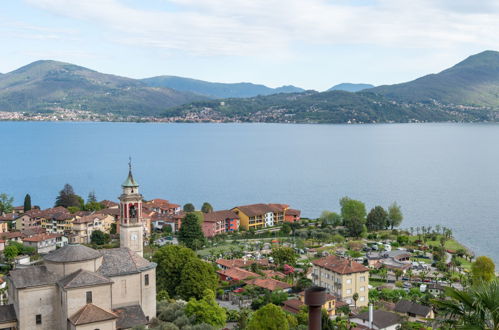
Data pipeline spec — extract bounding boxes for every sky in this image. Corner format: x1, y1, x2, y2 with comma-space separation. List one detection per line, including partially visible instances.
1, 0, 498, 91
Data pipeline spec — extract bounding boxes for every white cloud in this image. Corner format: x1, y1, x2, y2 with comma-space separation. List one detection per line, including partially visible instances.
22, 0, 499, 57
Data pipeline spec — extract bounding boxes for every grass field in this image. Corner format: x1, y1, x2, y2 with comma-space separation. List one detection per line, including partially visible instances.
408, 235, 466, 251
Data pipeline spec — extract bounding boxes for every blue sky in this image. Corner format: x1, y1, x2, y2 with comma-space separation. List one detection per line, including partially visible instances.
1, 0, 498, 91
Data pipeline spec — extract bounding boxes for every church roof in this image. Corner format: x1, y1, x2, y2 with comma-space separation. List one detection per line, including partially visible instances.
0, 304, 17, 324
69, 304, 117, 326
9, 266, 58, 289
122, 170, 139, 188
114, 305, 148, 329
58, 269, 112, 289
98, 248, 156, 277
44, 244, 102, 263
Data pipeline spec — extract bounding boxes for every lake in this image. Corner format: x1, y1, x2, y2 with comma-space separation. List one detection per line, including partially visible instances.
0, 122, 498, 264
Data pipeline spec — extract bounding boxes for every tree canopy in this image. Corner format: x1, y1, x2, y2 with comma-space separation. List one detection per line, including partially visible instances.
387, 202, 403, 229
183, 203, 195, 212
319, 211, 342, 227
0, 193, 14, 214
270, 247, 297, 267
55, 184, 83, 208
23, 194, 32, 212
185, 289, 227, 327
201, 202, 213, 213
340, 197, 367, 237
247, 303, 289, 330
471, 256, 496, 283
90, 230, 110, 245
178, 213, 205, 250
177, 258, 218, 300
366, 206, 388, 231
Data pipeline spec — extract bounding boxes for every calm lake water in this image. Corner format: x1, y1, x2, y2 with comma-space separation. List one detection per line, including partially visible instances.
0, 122, 498, 263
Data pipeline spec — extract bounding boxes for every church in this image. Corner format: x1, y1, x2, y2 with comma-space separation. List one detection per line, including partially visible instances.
2, 166, 156, 330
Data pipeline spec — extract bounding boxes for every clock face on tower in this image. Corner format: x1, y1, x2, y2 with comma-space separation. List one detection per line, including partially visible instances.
131, 233, 137, 241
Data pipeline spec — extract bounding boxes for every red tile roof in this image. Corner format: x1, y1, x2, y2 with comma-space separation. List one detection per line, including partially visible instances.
218, 267, 259, 281
69, 304, 117, 325
216, 258, 269, 269
23, 233, 61, 242
245, 278, 292, 291
234, 204, 276, 217
261, 270, 286, 279
312, 255, 369, 274
286, 209, 301, 216
204, 210, 239, 222
282, 299, 304, 314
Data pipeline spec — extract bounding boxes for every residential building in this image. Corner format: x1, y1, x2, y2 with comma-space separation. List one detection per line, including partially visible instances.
22, 233, 61, 254
283, 292, 346, 317
284, 209, 301, 222
70, 214, 116, 244
244, 278, 292, 292
311, 255, 369, 306
394, 300, 434, 322
232, 203, 288, 229
350, 309, 401, 330
144, 199, 181, 215
217, 267, 259, 282
202, 210, 239, 237
2, 165, 156, 330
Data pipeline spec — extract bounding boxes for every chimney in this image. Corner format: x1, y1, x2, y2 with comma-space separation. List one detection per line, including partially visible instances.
368, 303, 373, 329
304, 286, 326, 330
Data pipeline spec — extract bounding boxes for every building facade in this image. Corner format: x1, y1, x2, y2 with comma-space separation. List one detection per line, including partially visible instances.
3, 166, 156, 330
312, 255, 369, 307
202, 210, 239, 237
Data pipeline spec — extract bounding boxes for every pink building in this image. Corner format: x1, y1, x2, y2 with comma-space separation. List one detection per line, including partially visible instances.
202, 210, 239, 237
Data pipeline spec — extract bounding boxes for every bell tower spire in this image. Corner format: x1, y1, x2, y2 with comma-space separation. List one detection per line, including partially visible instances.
119, 159, 144, 256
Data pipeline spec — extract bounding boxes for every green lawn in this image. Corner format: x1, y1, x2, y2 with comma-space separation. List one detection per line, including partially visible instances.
410, 257, 432, 264
197, 243, 241, 257
407, 235, 466, 251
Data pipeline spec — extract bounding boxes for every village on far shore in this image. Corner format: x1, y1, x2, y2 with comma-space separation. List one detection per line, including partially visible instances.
0, 167, 496, 330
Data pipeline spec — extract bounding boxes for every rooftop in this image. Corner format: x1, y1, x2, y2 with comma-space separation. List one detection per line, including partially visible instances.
44, 244, 102, 263
204, 210, 239, 222
69, 304, 117, 326
234, 204, 277, 216
244, 278, 292, 291
114, 305, 148, 329
353, 310, 401, 329
0, 304, 17, 324
98, 248, 156, 277
58, 269, 113, 289
394, 300, 432, 317
22, 233, 61, 242
9, 266, 58, 289
312, 255, 369, 274
218, 267, 259, 281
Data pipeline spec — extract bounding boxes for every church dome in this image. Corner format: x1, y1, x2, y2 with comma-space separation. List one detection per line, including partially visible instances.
44, 244, 102, 263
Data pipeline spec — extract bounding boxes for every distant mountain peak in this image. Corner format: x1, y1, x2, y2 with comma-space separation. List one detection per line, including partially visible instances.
328, 83, 375, 92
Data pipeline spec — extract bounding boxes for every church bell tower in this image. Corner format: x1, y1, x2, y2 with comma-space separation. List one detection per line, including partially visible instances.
119, 159, 144, 257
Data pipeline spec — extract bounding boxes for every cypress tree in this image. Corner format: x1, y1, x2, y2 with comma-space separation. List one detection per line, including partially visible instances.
23, 194, 32, 212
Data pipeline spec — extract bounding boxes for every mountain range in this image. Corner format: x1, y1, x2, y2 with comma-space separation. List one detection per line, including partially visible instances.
142, 76, 304, 98
0, 50, 498, 122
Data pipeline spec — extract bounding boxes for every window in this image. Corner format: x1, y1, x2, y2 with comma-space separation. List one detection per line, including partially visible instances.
36, 314, 42, 324
145, 274, 149, 286
360, 286, 365, 292
360, 296, 365, 302
346, 279, 352, 284
346, 289, 352, 294
86, 291, 92, 304
360, 276, 365, 282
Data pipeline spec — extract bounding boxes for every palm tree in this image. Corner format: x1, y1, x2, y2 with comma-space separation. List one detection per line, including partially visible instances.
353, 292, 359, 308
394, 269, 403, 282
420, 270, 428, 283
432, 279, 499, 329
406, 269, 413, 282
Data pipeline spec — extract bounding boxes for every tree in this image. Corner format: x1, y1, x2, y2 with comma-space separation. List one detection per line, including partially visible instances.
353, 292, 359, 308
432, 279, 499, 329
387, 202, 403, 229
178, 213, 205, 250
319, 211, 342, 227
23, 194, 32, 212
366, 206, 388, 231
340, 197, 367, 237
90, 230, 110, 245
270, 247, 297, 267
280, 222, 291, 236
0, 193, 14, 214
471, 256, 496, 284
394, 269, 403, 281
201, 202, 213, 213
177, 258, 218, 300
183, 203, 195, 212
153, 245, 197, 296
247, 303, 289, 330
87, 191, 97, 203
55, 184, 82, 208
3, 245, 19, 261
185, 289, 226, 327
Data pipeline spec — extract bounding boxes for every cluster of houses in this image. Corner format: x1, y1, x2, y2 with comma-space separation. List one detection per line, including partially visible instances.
0, 199, 301, 255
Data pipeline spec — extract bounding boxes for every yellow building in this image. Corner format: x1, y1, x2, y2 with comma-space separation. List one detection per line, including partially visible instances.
232, 203, 287, 230
311, 255, 369, 307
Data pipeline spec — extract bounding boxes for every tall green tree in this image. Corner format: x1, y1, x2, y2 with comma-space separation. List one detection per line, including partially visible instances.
319, 211, 342, 227
201, 202, 213, 213
247, 303, 289, 330
387, 202, 403, 229
55, 184, 82, 208
177, 258, 218, 300
3, 245, 19, 261
153, 245, 197, 296
340, 197, 366, 236
471, 256, 496, 284
87, 191, 97, 203
183, 203, 195, 212
23, 194, 32, 212
270, 247, 297, 267
185, 289, 226, 327
366, 206, 388, 231
178, 213, 205, 250
90, 230, 110, 245
432, 279, 499, 329
0, 193, 14, 214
